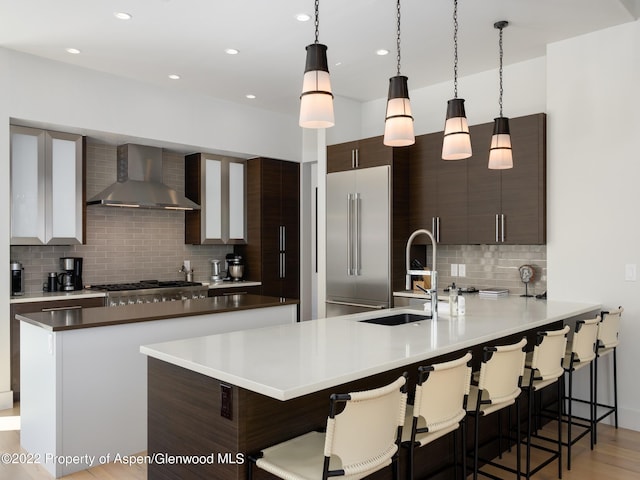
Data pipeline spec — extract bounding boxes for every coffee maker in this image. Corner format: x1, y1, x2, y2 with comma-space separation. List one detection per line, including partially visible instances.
10, 261, 24, 296
59, 257, 83, 291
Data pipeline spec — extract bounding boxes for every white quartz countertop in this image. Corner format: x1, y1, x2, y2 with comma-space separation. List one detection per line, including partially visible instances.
140, 296, 600, 401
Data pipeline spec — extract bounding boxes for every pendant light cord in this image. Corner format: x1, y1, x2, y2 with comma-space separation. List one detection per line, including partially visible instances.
396, 0, 402, 76
498, 24, 504, 117
314, 0, 320, 43
453, 0, 459, 98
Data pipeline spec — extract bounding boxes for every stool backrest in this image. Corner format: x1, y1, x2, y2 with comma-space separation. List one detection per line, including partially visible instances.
413, 352, 472, 434
478, 337, 527, 405
570, 317, 599, 363
324, 374, 407, 477
598, 307, 623, 349
531, 325, 570, 381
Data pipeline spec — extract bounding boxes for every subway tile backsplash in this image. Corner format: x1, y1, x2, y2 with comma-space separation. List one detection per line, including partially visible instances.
435, 244, 547, 296
11, 143, 232, 294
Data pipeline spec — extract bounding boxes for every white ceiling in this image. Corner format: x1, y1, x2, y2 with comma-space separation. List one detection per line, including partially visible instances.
0, 0, 638, 118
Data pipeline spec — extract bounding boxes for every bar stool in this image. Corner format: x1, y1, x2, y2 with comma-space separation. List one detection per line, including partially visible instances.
402, 352, 472, 480
521, 325, 570, 479
246, 374, 408, 480
466, 337, 527, 480
594, 307, 622, 442
561, 317, 599, 471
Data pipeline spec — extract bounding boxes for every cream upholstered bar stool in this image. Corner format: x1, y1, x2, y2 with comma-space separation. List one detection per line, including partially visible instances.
246, 374, 408, 480
466, 337, 527, 480
521, 325, 570, 479
561, 317, 599, 471
594, 307, 622, 442
402, 352, 472, 480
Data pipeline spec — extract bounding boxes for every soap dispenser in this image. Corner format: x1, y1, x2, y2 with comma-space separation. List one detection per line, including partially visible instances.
449, 282, 458, 317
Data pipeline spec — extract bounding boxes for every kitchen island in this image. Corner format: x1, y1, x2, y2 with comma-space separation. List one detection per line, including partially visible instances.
141, 296, 600, 480
17, 294, 297, 478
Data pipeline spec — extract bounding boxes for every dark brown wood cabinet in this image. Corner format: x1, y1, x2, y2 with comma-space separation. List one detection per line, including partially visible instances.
409, 132, 468, 244
10, 296, 105, 400
237, 158, 300, 299
409, 113, 546, 245
327, 136, 394, 173
467, 113, 547, 244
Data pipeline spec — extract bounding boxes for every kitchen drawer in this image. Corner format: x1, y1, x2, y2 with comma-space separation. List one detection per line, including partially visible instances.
208, 286, 261, 297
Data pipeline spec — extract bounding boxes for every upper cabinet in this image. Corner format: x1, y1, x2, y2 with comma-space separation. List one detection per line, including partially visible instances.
409, 132, 468, 244
467, 114, 547, 245
184, 153, 246, 245
10, 126, 85, 245
237, 157, 300, 299
327, 136, 394, 173
408, 113, 547, 245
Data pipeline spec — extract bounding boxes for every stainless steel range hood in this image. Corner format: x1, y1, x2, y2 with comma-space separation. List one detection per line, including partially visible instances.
87, 144, 200, 210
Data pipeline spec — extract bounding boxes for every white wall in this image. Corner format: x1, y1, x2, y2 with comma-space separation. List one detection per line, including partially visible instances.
547, 20, 640, 430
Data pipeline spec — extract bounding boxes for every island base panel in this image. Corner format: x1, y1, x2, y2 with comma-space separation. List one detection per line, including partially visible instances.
147, 320, 565, 480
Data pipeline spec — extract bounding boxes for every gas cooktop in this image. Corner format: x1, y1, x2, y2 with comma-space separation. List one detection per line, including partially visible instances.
88, 280, 203, 292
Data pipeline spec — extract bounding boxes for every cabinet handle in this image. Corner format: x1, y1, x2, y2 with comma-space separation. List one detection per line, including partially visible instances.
355, 149, 359, 168
41, 305, 83, 312
501, 214, 505, 242
354, 193, 361, 275
495, 214, 500, 243
347, 194, 352, 275
351, 149, 355, 169
436, 217, 441, 243
281, 225, 286, 252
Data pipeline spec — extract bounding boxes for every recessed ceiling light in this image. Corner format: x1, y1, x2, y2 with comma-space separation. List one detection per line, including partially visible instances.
168, 74, 181, 80
225, 48, 239, 55
65, 48, 81, 55
246, 94, 256, 99
114, 12, 132, 20
296, 13, 311, 22
376, 49, 390, 56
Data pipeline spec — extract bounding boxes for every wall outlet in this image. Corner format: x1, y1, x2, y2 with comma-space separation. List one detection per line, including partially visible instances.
625, 263, 637, 281
458, 264, 466, 277
450, 264, 458, 276
220, 383, 232, 419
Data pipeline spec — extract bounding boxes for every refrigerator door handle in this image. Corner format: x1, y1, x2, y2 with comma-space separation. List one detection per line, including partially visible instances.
354, 193, 361, 276
347, 193, 353, 276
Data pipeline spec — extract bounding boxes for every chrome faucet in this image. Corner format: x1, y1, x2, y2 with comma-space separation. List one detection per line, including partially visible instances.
405, 229, 438, 314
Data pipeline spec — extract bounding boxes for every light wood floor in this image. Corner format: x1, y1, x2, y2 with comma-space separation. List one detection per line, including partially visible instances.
2, 403, 639, 479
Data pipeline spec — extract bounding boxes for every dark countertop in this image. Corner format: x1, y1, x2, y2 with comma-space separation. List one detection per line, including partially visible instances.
16, 294, 298, 332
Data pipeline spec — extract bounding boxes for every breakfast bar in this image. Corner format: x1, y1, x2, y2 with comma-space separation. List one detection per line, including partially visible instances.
141, 296, 600, 480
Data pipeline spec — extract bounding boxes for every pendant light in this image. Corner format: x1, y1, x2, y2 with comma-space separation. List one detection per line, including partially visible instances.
488, 21, 513, 169
383, 0, 414, 147
299, 0, 334, 129
442, 0, 471, 160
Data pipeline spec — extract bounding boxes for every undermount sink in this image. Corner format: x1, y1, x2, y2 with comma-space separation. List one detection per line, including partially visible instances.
360, 313, 431, 326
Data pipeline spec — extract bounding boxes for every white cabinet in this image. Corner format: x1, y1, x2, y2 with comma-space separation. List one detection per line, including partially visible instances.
10, 126, 85, 245
185, 153, 246, 244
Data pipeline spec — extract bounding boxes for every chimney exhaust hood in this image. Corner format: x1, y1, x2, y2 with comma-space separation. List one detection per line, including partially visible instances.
87, 144, 200, 210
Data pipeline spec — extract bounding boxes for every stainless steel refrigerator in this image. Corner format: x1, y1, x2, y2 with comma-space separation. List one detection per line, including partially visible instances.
326, 165, 390, 317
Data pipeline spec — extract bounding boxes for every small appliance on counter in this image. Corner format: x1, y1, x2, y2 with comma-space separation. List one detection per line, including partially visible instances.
225, 253, 244, 281
10, 260, 24, 296
59, 257, 83, 291
44, 272, 59, 292
211, 259, 222, 282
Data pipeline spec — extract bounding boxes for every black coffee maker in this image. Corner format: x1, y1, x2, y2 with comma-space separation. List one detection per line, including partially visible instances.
59, 257, 83, 291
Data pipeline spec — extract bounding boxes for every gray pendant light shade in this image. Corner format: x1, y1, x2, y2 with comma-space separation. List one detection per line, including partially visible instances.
299, 1, 334, 129
488, 21, 513, 169
442, 0, 472, 160
384, 0, 414, 147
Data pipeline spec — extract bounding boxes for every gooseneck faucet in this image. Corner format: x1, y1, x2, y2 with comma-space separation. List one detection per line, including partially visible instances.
405, 229, 438, 314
